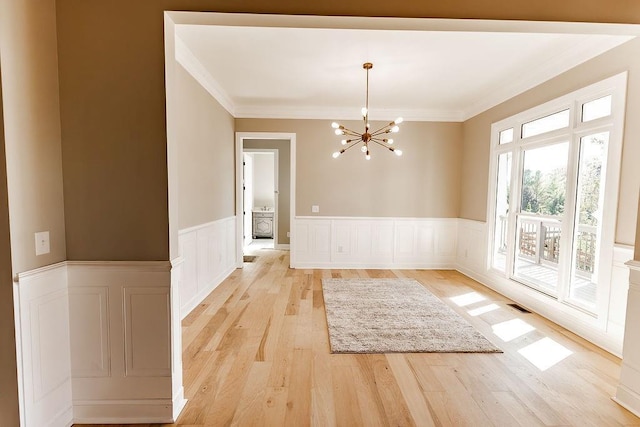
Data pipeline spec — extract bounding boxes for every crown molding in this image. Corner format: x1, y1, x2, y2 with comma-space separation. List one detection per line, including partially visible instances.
461, 35, 634, 120
174, 35, 236, 116
234, 105, 465, 122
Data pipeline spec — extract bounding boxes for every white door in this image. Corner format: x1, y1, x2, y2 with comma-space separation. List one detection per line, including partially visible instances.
243, 153, 253, 247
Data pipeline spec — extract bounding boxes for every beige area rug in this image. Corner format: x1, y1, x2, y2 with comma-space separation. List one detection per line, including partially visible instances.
321, 278, 502, 354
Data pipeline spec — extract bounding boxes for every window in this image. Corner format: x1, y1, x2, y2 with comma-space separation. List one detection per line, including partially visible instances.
521, 109, 570, 138
488, 73, 627, 318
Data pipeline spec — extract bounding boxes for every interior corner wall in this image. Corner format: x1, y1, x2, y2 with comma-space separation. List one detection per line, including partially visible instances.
460, 37, 640, 246
0, 58, 21, 427
0, 0, 66, 273
237, 119, 462, 219
174, 64, 235, 230
242, 139, 291, 244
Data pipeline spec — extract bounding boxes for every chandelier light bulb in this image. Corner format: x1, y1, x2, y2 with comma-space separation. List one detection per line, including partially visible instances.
387, 139, 394, 145
332, 151, 341, 158
391, 125, 400, 133
366, 153, 371, 160
341, 139, 347, 145
361, 145, 367, 152
335, 129, 344, 135
331, 122, 340, 129
395, 117, 404, 124
395, 149, 403, 156
361, 107, 368, 117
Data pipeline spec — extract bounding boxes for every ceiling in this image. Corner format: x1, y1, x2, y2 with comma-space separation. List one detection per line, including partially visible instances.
173, 15, 635, 122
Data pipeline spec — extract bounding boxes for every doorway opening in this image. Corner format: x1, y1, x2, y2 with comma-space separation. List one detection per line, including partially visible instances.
235, 132, 296, 268
243, 149, 278, 253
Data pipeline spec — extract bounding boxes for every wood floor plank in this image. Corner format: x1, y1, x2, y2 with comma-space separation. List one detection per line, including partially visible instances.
75, 249, 640, 427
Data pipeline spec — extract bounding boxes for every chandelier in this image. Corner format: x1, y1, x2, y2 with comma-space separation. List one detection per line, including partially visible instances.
331, 62, 403, 160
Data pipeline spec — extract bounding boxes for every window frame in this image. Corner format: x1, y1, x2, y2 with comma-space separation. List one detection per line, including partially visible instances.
486, 72, 627, 324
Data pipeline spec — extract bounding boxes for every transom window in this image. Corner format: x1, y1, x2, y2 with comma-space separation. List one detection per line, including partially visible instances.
488, 73, 627, 318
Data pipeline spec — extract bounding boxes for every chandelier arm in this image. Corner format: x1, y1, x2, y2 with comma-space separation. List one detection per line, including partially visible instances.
370, 139, 396, 151
341, 140, 363, 153
341, 128, 361, 137
370, 137, 390, 146
370, 123, 395, 136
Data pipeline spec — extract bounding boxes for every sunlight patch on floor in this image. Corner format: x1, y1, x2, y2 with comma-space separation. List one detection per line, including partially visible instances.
492, 318, 535, 342
468, 303, 500, 316
450, 291, 486, 307
518, 337, 573, 371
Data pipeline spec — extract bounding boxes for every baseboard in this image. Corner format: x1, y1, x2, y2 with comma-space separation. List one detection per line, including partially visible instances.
294, 261, 457, 270
275, 244, 290, 250
172, 386, 188, 421
52, 405, 73, 427
72, 399, 174, 424
180, 264, 236, 319
613, 385, 640, 418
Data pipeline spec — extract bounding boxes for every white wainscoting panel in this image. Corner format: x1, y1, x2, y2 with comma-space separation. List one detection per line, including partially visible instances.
67, 261, 174, 424
615, 263, 640, 417
456, 219, 488, 272
68, 286, 110, 378
14, 262, 73, 427
178, 217, 237, 319
293, 217, 458, 269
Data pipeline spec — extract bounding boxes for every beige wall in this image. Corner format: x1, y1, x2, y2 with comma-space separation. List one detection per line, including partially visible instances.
175, 65, 235, 230
0, 59, 20, 427
0, 0, 66, 273
238, 119, 462, 218
56, 1, 170, 261
243, 139, 291, 244
460, 37, 640, 246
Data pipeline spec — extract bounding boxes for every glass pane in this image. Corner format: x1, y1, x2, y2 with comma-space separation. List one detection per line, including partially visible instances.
582, 95, 612, 122
521, 109, 570, 138
514, 142, 569, 295
492, 152, 511, 271
514, 216, 562, 295
520, 142, 569, 216
499, 128, 514, 145
568, 132, 609, 309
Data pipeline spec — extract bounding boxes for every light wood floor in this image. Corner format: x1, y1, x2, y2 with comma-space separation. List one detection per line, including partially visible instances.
79, 249, 639, 426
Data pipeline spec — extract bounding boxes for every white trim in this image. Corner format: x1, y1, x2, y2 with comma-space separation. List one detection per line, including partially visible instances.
627, 260, 640, 272
613, 389, 640, 419
65, 260, 171, 271
174, 35, 235, 116
275, 244, 291, 250
72, 398, 175, 424
15, 261, 67, 283
235, 132, 296, 269
233, 105, 465, 122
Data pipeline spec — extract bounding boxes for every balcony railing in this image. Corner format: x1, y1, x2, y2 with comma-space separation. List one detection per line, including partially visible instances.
498, 215, 597, 275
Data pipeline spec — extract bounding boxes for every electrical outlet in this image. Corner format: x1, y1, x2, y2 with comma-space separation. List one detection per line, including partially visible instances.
312, 205, 320, 213
35, 231, 50, 256
287, 231, 290, 238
